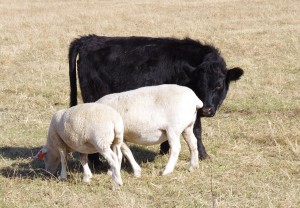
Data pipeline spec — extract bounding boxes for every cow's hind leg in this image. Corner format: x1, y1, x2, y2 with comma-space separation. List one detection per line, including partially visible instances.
159, 141, 170, 155
88, 153, 103, 169
194, 116, 209, 160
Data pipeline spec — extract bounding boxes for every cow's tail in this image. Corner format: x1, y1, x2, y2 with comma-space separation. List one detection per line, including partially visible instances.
68, 38, 81, 107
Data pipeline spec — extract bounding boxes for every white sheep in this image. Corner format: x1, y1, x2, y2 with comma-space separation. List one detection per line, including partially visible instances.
35, 103, 123, 185
97, 84, 203, 177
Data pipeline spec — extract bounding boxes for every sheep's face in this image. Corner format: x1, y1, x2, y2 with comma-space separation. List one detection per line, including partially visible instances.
36, 147, 60, 175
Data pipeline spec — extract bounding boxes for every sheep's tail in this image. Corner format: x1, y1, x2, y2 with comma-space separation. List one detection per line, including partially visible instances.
195, 96, 204, 110
113, 121, 124, 145
113, 121, 124, 166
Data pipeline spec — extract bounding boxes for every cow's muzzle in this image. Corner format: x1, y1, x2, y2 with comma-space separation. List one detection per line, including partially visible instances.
200, 106, 215, 117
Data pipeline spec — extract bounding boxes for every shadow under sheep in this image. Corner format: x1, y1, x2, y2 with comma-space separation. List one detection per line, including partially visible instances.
0, 145, 158, 180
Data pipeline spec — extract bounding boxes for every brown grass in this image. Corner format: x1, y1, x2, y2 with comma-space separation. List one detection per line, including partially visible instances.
0, 0, 299, 207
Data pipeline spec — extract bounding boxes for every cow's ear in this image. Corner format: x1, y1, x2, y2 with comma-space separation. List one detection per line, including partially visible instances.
227, 67, 244, 81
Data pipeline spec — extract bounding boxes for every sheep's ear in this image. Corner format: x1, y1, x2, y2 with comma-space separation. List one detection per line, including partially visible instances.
34, 147, 47, 160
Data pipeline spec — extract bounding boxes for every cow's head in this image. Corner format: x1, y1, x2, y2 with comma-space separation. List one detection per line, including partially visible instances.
186, 52, 244, 117
34, 146, 60, 175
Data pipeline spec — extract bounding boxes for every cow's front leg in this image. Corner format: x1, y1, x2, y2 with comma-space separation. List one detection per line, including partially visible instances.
159, 140, 170, 155
194, 116, 209, 160
88, 153, 103, 168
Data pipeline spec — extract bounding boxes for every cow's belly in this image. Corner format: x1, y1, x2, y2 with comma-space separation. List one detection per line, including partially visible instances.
124, 129, 167, 146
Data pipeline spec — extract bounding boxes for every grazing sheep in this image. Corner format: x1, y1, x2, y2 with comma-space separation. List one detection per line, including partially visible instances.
97, 84, 203, 177
35, 103, 123, 185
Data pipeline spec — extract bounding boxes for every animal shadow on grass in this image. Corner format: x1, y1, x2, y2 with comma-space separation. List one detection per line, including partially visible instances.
0, 146, 52, 180
0, 146, 107, 181
90, 145, 159, 175
120, 145, 158, 174
0, 145, 158, 180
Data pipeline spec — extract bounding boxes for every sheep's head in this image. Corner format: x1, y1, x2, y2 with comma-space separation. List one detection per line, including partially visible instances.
35, 146, 60, 175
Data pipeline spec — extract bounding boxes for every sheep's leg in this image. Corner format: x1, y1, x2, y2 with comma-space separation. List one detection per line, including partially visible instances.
182, 125, 199, 172
99, 148, 123, 186
112, 143, 123, 169
162, 130, 181, 176
58, 148, 67, 180
108, 145, 116, 176
113, 124, 124, 167
79, 153, 93, 183
121, 143, 141, 178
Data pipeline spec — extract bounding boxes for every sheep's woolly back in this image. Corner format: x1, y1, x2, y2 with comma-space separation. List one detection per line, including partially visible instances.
97, 84, 203, 146
49, 103, 123, 153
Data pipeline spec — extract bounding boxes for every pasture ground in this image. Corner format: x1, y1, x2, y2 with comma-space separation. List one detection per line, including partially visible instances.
0, 0, 299, 207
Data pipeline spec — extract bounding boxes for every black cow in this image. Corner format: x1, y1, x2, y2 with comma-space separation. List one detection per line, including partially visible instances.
68, 35, 243, 164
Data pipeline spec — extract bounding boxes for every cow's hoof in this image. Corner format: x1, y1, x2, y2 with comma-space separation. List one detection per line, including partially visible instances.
188, 165, 199, 172
199, 153, 210, 160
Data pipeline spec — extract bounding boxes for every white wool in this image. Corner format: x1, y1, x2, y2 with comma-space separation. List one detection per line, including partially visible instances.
97, 84, 203, 176
36, 103, 124, 185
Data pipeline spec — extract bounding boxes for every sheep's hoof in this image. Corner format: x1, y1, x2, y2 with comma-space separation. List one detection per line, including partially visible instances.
188, 165, 198, 172
161, 169, 172, 176
199, 153, 210, 160
112, 179, 123, 190
83, 177, 91, 183
107, 169, 113, 176
134, 169, 142, 178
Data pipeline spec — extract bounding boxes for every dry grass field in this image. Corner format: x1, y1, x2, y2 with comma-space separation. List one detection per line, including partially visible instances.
0, 0, 299, 207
